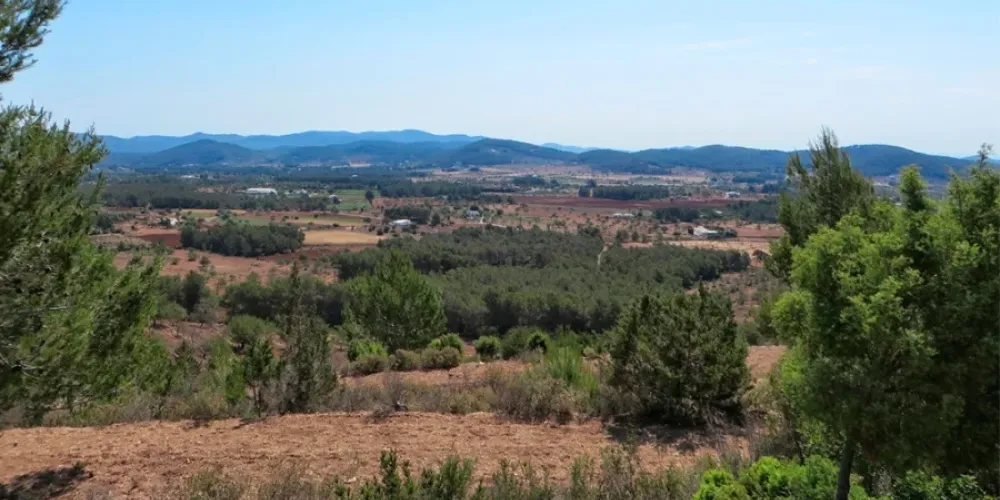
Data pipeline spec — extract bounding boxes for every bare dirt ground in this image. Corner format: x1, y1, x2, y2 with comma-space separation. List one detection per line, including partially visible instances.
511, 195, 737, 210
0, 413, 744, 499
0, 348, 785, 498
114, 249, 290, 284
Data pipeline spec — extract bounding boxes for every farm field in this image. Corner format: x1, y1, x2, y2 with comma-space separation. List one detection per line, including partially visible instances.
330, 189, 371, 211
236, 213, 370, 227
303, 229, 383, 246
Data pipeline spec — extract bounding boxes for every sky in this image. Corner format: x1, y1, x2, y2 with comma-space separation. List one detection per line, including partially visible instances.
4, 0, 998, 156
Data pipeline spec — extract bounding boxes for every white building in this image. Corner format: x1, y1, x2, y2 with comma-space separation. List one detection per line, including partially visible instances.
391, 219, 412, 227
693, 225, 719, 237
466, 210, 481, 219
611, 213, 635, 219
246, 187, 277, 195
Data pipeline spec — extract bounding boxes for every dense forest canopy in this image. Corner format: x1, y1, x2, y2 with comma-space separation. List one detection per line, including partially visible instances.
180, 222, 304, 257
329, 227, 750, 336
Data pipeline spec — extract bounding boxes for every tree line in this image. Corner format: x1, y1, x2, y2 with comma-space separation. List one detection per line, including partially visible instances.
180, 222, 304, 257
584, 185, 672, 201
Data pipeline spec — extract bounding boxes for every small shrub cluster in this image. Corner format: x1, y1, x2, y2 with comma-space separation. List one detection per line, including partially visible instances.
420, 347, 462, 371
350, 354, 389, 376
347, 339, 388, 362
389, 349, 421, 371
428, 333, 464, 352
171, 447, 705, 500
474, 335, 502, 360
348, 347, 461, 376
501, 327, 550, 360
693, 455, 873, 500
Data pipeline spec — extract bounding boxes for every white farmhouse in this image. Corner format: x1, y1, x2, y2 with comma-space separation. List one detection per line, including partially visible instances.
391, 219, 412, 227
246, 187, 277, 195
693, 225, 719, 237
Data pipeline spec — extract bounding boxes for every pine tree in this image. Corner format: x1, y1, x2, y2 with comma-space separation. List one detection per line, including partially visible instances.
278, 263, 335, 413
768, 128, 873, 280
0, 0, 169, 421
345, 249, 446, 351
772, 160, 1000, 497
608, 287, 749, 425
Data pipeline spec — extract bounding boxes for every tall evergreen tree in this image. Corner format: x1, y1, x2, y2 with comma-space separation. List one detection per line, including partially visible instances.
772, 161, 1000, 498
768, 128, 874, 280
345, 249, 446, 351
278, 263, 335, 414
0, 0, 168, 421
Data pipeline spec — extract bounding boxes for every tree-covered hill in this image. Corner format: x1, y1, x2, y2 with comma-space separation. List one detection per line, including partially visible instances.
99, 133, 978, 179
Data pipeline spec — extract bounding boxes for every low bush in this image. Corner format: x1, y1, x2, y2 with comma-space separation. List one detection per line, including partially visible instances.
544, 347, 598, 396
390, 349, 421, 372
474, 335, 502, 360
891, 470, 992, 500
348, 338, 388, 362
527, 331, 551, 353
429, 333, 464, 352
488, 368, 584, 424
173, 469, 247, 500
693, 455, 874, 500
170, 447, 703, 499
420, 347, 462, 371
501, 327, 544, 359
350, 354, 389, 376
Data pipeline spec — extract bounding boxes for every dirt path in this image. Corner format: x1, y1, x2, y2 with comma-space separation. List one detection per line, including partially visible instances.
596, 245, 609, 269
0, 413, 742, 499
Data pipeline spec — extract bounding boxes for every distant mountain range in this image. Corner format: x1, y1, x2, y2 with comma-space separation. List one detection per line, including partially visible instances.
100, 129, 483, 153
97, 130, 981, 179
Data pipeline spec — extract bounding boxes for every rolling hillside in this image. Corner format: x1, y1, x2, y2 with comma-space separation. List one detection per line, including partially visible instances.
100, 129, 482, 153
96, 131, 978, 178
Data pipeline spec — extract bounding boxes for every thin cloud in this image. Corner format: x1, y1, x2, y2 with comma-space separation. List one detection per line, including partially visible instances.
677, 38, 752, 51
804, 57, 819, 65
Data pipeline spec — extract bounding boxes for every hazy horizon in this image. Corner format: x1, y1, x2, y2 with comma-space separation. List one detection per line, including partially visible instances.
5, 0, 998, 157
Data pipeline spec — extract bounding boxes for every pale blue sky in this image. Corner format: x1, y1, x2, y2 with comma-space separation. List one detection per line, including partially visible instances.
5, 0, 998, 155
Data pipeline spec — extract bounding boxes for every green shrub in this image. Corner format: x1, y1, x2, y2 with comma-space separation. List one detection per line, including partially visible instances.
608, 290, 749, 425
348, 338, 388, 362
429, 333, 464, 352
420, 347, 462, 370
474, 336, 502, 360
155, 300, 187, 322
226, 314, 276, 349
350, 354, 389, 376
527, 331, 551, 353
892, 470, 991, 500
544, 347, 597, 395
501, 327, 546, 359
692, 455, 874, 500
390, 349, 421, 372
694, 469, 749, 500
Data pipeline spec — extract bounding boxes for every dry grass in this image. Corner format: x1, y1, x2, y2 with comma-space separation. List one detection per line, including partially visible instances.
0, 412, 743, 499
303, 229, 382, 246
345, 346, 785, 388
666, 239, 773, 254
